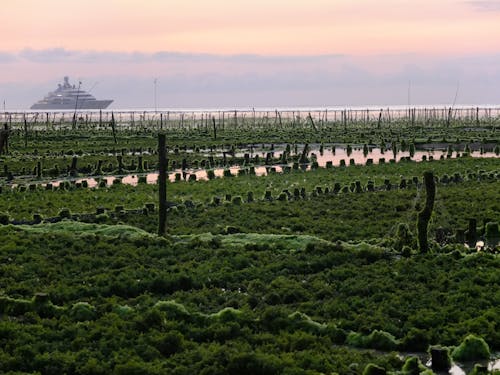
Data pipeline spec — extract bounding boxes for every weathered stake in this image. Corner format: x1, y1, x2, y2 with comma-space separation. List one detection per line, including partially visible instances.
417, 171, 436, 253
24, 114, 28, 148
111, 112, 117, 144
0, 123, 9, 154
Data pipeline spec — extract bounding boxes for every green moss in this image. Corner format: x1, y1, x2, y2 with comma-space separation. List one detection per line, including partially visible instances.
468, 364, 490, 375
69, 302, 96, 321
154, 300, 190, 320
362, 363, 386, 375
346, 332, 368, 348
401, 356, 427, 375
0, 296, 32, 315
346, 330, 399, 351
210, 307, 243, 322
288, 311, 327, 334
367, 330, 399, 351
15, 221, 157, 240
114, 304, 134, 317
451, 334, 490, 361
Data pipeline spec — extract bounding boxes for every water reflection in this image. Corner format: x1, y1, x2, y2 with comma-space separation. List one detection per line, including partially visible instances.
22, 147, 499, 189
122, 148, 497, 186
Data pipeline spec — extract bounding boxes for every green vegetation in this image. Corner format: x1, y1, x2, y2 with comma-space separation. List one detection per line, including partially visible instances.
452, 334, 491, 361
417, 171, 435, 253
0, 114, 498, 373
0, 223, 498, 373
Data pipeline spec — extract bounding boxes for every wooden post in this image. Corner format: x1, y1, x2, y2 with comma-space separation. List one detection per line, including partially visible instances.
70, 156, 78, 176
308, 113, 317, 131
33, 113, 38, 142
0, 123, 9, 154
111, 112, 117, 144
466, 218, 477, 248
417, 171, 436, 253
212, 116, 217, 140
158, 133, 167, 236
24, 114, 28, 148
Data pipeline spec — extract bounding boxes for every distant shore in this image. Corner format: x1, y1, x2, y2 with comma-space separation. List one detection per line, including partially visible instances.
3, 103, 500, 114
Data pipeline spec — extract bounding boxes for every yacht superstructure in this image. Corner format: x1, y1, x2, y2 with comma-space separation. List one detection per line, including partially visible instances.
31, 77, 113, 110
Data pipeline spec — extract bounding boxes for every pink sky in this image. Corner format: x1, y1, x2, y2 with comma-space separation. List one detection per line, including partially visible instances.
3, 0, 500, 55
1, 0, 500, 108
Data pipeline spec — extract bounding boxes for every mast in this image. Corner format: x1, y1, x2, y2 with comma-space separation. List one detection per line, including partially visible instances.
72, 79, 82, 129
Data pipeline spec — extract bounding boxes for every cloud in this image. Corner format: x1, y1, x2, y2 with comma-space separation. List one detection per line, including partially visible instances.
17, 48, 143, 63
0, 52, 16, 63
94, 58, 500, 108
1, 47, 499, 109
10, 48, 345, 65
19, 48, 75, 63
465, 0, 500, 11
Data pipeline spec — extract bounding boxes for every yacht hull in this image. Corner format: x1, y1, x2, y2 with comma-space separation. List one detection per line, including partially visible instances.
31, 100, 113, 110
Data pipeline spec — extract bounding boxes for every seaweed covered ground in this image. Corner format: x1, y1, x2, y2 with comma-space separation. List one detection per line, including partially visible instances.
0, 223, 498, 374
0, 115, 499, 374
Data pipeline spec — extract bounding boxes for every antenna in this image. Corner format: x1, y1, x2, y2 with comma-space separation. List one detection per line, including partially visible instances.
154, 78, 158, 113
407, 80, 413, 124
451, 81, 460, 109
74, 80, 82, 110
72, 80, 82, 129
88, 81, 99, 93
447, 81, 460, 126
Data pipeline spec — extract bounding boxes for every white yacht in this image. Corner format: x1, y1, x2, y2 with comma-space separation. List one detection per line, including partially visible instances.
31, 76, 113, 110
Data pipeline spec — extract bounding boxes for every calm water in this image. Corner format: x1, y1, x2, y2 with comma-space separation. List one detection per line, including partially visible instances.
37, 147, 498, 188
10, 104, 500, 112
4, 104, 500, 125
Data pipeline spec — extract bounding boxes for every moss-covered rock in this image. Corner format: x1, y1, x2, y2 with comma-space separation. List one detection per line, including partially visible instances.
401, 356, 427, 375
70, 302, 96, 321
362, 363, 386, 375
451, 334, 490, 361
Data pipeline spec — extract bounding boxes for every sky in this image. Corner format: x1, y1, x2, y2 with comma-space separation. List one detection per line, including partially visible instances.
1, 0, 500, 109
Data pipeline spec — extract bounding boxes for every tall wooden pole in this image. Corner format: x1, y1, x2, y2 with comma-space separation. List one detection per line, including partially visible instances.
24, 114, 28, 148
417, 171, 436, 253
158, 133, 167, 236
111, 112, 117, 145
